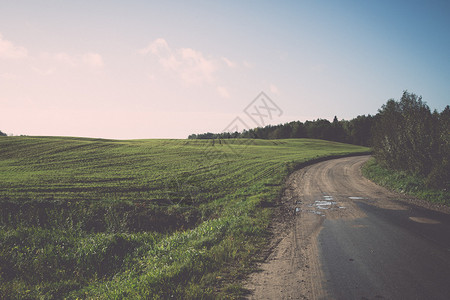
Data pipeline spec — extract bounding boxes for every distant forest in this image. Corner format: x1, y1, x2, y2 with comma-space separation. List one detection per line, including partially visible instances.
189, 91, 450, 189
189, 115, 374, 147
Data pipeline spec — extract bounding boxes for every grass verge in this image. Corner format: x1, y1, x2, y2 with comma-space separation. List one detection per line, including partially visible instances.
362, 157, 449, 205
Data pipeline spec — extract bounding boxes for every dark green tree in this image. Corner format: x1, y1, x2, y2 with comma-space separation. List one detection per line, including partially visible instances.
372, 91, 448, 188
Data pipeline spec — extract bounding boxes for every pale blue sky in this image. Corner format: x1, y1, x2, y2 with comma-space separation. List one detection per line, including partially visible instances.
1, 0, 449, 138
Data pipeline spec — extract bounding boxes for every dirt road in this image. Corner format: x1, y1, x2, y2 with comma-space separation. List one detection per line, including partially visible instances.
245, 155, 450, 299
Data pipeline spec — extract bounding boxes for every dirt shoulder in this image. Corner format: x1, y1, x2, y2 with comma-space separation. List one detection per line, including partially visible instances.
244, 161, 329, 299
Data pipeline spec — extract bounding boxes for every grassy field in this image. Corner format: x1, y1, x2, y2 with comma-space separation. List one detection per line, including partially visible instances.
362, 158, 450, 205
0, 136, 369, 299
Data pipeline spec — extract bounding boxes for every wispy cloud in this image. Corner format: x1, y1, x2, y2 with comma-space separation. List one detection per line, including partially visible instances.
243, 60, 253, 68
221, 57, 237, 68
140, 38, 239, 99
82, 53, 104, 68
178, 47, 216, 85
140, 38, 218, 86
0, 33, 103, 68
52, 52, 77, 67
0, 33, 28, 59
217, 86, 230, 98
31, 67, 56, 76
139, 38, 170, 55
39, 51, 104, 69
269, 83, 279, 94
0, 72, 19, 80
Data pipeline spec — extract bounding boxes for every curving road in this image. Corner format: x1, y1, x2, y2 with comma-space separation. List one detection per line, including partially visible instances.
245, 155, 450, 300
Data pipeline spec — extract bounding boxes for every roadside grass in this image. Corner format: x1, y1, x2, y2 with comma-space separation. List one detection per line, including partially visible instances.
362, 158, 449, 205
0, 136, 369, 298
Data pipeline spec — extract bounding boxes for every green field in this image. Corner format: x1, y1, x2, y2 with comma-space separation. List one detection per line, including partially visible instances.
0, 136, 369, 298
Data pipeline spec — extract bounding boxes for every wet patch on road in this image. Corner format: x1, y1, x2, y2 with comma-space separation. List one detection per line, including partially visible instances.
409, 217, 440, 224
296, 195, 349, 217
315, 200, 336, 210
352, 224, 368, 228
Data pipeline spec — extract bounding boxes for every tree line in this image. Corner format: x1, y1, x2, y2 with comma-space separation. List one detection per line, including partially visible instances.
189, 115, 375, 146
189, 91, 449, 189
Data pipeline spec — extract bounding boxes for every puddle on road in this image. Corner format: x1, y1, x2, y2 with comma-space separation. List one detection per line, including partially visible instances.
295, 207, 324, 216
311, 196, 337, 210
314, 200, 336, 209
297, 195, 346, 216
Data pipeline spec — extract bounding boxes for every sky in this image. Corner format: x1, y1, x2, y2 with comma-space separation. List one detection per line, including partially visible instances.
1, 0, 449, 139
